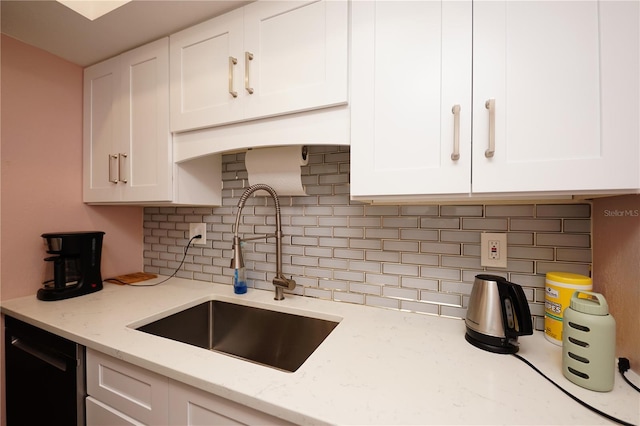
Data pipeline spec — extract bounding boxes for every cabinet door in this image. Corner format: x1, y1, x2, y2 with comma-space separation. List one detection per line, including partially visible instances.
473, 1, 639, 193
168, 380, 294, 426
86, 349, 169, 425
598, 0, 640, 190
120, 38, 172, 202
350, 1, 472, 198
242, 0, 349, 121
170, 9, 244, 132
86, 396, 144, 426
83, 56, 123, 202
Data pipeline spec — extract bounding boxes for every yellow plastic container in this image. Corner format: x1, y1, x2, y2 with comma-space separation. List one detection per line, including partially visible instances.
544, 272, 592, 345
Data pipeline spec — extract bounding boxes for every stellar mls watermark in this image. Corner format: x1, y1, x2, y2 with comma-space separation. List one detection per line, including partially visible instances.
603, 209, 639, 217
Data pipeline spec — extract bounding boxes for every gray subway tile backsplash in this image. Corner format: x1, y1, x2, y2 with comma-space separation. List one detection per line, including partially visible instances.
440, 205, 484, 217
563, 219, 591, 233
143, 146, 593, 330
462, 218, 508, 231
556, 248, 592, 263
485, 204, 535, 217
536, 233, 591, 247
536, 204, 591, 218
511, 219, 563, 232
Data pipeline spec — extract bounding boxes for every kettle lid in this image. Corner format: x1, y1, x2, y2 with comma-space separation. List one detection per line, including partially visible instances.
475, 274, 506, 283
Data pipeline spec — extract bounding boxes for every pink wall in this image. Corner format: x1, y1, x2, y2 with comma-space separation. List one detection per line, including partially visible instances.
0, 34, 145, 425
1, 34, 143, 300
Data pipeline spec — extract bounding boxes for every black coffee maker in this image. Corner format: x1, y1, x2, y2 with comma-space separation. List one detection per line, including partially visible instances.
39, 231, 105, 301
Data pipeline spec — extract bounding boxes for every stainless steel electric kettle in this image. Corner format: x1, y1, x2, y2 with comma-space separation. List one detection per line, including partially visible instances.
465, 274, 533, 354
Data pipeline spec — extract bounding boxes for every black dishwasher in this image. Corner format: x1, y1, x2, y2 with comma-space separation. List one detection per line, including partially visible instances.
4, 315, 85, 425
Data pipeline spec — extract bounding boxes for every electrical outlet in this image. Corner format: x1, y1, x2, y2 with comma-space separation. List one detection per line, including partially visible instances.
189, 223, 207, 245
488, 240, 500, 260
481, 232, 507, 268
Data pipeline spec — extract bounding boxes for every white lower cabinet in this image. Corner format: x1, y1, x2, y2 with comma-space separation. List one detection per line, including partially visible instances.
86, 397, 144, 426
168, 379, 294, 426
86, 349, 169, 425
86, 349, 291, 426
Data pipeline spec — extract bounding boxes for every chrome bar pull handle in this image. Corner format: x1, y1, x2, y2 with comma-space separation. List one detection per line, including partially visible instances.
485, 99, 495, 158
451, 104, 461, 161
108, 154, 119, 183
228, 56, 238, 98
118, 153, 128, 184
11, 337, 67, 372
245, 51, 254, 94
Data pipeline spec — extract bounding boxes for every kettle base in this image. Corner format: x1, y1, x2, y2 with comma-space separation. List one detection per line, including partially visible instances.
465, 327, 520, 354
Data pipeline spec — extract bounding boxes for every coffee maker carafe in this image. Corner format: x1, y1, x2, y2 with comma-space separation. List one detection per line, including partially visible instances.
39, 231, 105, 301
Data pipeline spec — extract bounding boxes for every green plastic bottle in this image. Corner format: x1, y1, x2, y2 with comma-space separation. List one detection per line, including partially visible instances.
562, 291, 616, 392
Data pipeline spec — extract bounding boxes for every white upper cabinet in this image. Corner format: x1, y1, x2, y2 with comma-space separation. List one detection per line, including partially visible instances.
170, 9, 244, 131
241, 0, 349, 121
84, 38, 172, 203
84, 38, 222, 205
170, 0, 349, 133
350, 1, 472, 198
351, 0, 639, 200
84, 55, 121, 202
472, 0, 639, 194
119, 41, 172, 202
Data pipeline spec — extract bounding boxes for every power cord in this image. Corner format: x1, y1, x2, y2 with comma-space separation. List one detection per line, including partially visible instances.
512, 353, 636, 426
128, 234, 201, 287
619, 358, 640, 393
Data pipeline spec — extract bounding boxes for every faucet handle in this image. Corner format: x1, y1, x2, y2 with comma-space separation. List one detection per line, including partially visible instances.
273, 275, 296, 291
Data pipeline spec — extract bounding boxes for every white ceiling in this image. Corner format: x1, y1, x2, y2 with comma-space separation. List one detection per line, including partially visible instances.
1, 0, 251, 67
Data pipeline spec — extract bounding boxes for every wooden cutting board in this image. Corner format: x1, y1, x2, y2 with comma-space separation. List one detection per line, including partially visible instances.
105, 272, 157, 285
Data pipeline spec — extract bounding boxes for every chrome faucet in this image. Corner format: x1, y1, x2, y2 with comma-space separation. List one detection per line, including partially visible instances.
230, 184, 296, 300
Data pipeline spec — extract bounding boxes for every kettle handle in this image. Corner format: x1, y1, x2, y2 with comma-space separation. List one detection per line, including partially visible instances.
505, 281, 533, 336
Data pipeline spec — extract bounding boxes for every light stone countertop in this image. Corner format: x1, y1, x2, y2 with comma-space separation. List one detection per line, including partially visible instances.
2, 277, 639, 425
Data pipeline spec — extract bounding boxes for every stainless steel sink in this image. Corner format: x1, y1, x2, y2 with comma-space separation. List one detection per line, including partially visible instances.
136, 300, 339, 372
